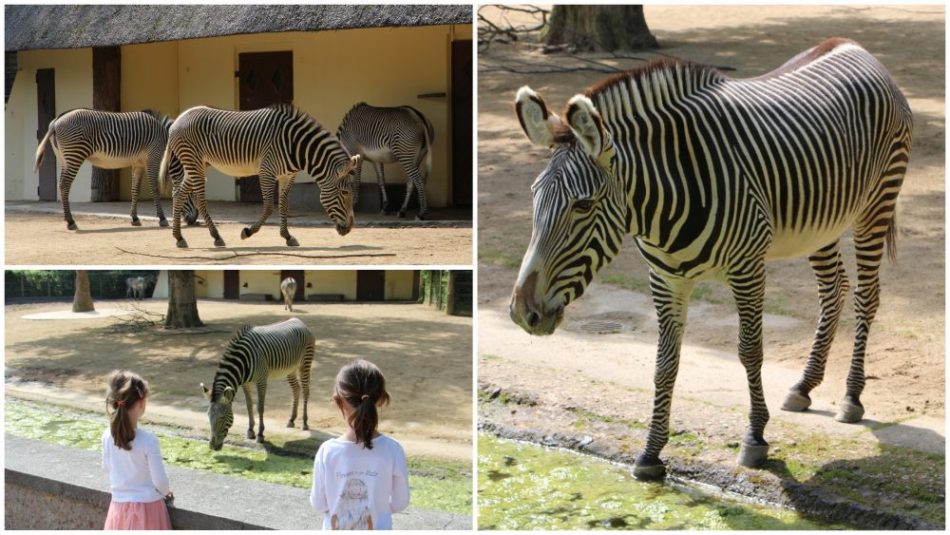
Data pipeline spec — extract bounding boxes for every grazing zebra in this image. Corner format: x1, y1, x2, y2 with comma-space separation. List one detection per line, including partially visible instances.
508, 38, 911, 479
160, 104, 360, 248
125, 274, 156, 300
33, 108, 197, 229
281, 276, 298, 312
336, 103, 433, 219
201, 318, 315, 449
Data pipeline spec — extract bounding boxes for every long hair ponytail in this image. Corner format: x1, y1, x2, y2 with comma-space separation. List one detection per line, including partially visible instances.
334, 360, 390, 449
106, 370, 149, 450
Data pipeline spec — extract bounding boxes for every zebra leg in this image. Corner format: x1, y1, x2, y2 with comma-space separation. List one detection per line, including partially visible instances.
241, 383, 256, 440
59, 163, 82, 230
634, 271, 693, 480
195, 178, 225, 247
373, 162, 388, 214
171, 182, 188, 248
286, 373, 300, 428
351, 158, 363, 208
783, 242, 849, 412
146, 159, 168, 227
255, 381, 267, 443
277, 176, 299, 247
728, 261, 771, 468
130, 165, 144, 226
300, 344, 314, 431
400, 164, 428, 221
240, 173, 275, 241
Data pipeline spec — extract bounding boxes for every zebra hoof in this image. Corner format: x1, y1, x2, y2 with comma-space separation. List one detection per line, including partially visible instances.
302, 423, 310, 431
159, 219, 169, 228
633, 460, 665, 481
240, 227, 252, 240
397, 211, 406, 219
286, 420, 295, 428
246, 430, 256, 440
835, 398, 865, 423
781, 390, 812, 412
256, 434, 264, 443
415, 213, 426, 221
131, 218, 142, 227
67, 222, 78, 231
286, 236, 299, 247
213, 238, 226, 247
737, 442, 769, 468
176, 239, 189, 248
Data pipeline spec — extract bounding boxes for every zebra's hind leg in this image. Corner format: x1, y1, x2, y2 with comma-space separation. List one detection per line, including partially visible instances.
240, 173, 276, 243
130, 165, 144, 226
276, 175, 299, 247
399, 164, 428, 221
373, 162, 388, 214
300, 344, 314, 431
729, 261, 770, 468
242, 383, 256, 440
783, 242, 848, 413
634, 271, 694, 480
255, 381, 267, 442
146, 160, 168, 227
286, 373, 301, 428
196, 189, 225, 247
59, 163, 82, 230
171, 185, 189, 248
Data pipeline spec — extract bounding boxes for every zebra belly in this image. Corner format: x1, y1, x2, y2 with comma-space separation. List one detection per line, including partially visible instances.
360, 147, 396, 163
266, 364, 299, 379
87, 152, 144, 170
766, 221, 854, 259
209, 161, 263, 178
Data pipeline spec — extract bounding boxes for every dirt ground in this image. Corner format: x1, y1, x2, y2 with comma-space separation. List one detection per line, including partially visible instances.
5, 299, 472, 463
4, 205, 472, 265
478, 4, 945, 429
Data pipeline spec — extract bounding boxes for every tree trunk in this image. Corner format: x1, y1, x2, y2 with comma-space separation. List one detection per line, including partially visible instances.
165, 270, 203, 329
544, 5, 658, 51
72, 271, 94, 313
446, 271, 457, 315
91, 46, 120, 202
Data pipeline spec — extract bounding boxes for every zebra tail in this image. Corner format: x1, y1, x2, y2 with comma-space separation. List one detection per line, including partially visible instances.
158, 143, 174, 197
33, 126, 54, 174
885, 211, 898, 264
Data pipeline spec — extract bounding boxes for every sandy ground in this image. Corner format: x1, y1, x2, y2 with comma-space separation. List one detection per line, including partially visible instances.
5, 211, 472, 265
478, 4, 944, 440
5, 299, 472, 463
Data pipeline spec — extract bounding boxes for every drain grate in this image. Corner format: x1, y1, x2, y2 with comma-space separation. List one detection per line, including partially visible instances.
580, 320, 623, 334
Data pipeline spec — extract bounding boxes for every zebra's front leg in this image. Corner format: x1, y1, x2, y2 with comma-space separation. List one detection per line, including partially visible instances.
196, 189, 225, 247
171, 185, 188, 248
277, 176, 299, 246
634, 272, 694, 480
242, 383, 256, 440
255, 381, 267, 443
783, 242, 848, 412
286, 373, 301, 428
300, 346, 313, 431
240, 173, 275, 242
59, 164, 81, 230
373, 162, 388, 214
146, 161, 168, 227
130, 166, 144, 226
729, 261, 771, 468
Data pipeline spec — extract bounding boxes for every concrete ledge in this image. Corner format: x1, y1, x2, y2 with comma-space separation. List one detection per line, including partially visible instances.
307, 293, 345, 302
239, 293, 274, 302
5, 434, 471, 530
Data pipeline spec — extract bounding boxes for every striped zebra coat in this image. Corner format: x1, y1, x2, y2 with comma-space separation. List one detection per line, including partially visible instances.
509, 38, 911, 478
201, 318, 315, 449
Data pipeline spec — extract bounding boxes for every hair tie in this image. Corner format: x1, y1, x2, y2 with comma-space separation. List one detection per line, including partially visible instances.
116, 400, 127, 408
360, 394, 369, 401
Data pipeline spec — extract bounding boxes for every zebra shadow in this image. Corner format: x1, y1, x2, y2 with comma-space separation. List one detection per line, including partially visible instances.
211, 431, 336, 476
74, 226, 172, 234
220, 245, 388, 253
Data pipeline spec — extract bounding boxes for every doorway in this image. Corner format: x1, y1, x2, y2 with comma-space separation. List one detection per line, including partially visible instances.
36, 68, 56, 201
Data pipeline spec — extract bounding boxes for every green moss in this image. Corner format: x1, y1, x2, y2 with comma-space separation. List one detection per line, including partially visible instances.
6, 398, 471, 514
569, 406, 646, 430
478, 249, 521, 269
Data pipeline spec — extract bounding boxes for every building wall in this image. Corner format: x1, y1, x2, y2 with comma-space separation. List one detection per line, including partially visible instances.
6, 48, 93, 201
240, 270, 281, 299
384, 270, 417, 300
306, 270, 357, 301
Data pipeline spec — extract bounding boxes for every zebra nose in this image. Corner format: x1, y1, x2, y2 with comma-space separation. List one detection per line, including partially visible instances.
525, 310, 541, 328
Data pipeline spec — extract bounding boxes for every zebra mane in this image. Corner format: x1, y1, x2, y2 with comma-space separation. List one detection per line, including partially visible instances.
224, 324, 255, 349
585, 58, 724, 100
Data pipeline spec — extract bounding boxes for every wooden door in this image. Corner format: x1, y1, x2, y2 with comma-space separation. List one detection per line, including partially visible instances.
451, 39, 472, 207
224, 270, 240, 299
357, 271, 386, 302
237, 51, 293, 203
36, 68, 56, 201
279, 270, 305, 302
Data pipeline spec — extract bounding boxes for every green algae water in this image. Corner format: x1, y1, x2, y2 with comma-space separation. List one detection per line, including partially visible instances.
479, 434, 835, 530
5, 398, 471, 515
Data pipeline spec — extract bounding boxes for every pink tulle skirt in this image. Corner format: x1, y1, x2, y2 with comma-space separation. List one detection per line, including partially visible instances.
104, 499, 171, 530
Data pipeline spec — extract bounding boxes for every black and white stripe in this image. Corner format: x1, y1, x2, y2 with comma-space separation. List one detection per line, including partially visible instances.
280, 276, 298, 312
510, 38, 912, 478
201, 318, 316, 450
160, 104, 360, 248
336, 103, 434, 219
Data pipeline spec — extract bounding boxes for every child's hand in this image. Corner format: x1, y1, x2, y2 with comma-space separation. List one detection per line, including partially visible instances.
164, 491, 175, 507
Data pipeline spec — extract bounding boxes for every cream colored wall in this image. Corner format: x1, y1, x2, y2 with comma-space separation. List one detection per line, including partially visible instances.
384, 270, 417, 300
5, 48, 93, 201
305, 270, 357, 301
152, 270, 170, 298
240, 270, 281, 299
202, 270, 225, 299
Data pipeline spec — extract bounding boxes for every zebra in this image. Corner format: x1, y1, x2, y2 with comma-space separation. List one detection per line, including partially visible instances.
281, 276, 298, 312
508, 38, 911, 479
33, 108, 198, 229
160, 104, 360, 248
200, 318, 315, 450
125, 274, 156, 300
336, 103, 433, 219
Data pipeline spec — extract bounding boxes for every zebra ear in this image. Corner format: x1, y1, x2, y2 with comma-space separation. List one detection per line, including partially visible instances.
346, 154, 361, 174
221, 386, 235, 403
200, 383, 211, 399
515, 86, 559, 147
565, 94, 607, 158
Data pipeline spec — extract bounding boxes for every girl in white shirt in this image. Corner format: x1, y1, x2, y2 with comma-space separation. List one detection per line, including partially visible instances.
310, 360, 410, 530
101, 370, 173, 530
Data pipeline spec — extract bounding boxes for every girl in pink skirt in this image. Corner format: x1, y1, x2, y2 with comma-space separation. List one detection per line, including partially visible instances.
101, 370, 174, 530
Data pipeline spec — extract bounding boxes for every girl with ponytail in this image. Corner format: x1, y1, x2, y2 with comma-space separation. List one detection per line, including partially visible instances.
310, 360, 410, 530
102, 370, 173, 530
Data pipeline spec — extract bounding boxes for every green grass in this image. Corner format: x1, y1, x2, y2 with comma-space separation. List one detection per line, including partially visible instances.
6, 398, 471, 514
478, 248, 521, 269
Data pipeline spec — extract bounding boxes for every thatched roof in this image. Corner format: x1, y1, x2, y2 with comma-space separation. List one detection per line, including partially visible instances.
6, 5, 471, 51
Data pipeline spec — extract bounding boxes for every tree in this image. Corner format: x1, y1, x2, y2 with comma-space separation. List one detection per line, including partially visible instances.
72, 270, 94, 312
165, 270, 203, 329
543, 5, 658, 52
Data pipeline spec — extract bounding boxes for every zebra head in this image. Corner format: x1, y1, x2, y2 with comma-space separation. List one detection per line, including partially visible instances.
509, 86, 626, 336
201, 382, 234, 451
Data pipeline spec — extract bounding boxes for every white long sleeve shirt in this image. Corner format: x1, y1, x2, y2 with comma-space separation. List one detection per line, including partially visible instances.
310, 435, 410, 530
101, 427, 171, 503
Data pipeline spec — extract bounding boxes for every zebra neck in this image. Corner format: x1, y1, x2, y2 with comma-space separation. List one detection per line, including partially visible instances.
211, 360, 250, 400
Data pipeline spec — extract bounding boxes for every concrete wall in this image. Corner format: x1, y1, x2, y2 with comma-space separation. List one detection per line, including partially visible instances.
5, 48, 93, 201
152, 270, 416, 301
385, 270, 417, 300
240, 270, 281, 299
306, 270, 357, 301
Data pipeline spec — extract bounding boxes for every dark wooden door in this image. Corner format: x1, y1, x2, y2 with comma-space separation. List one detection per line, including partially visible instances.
224, 270, 240, 299
36, 68, 57, 201
357, 271, 386, 302
280, 270, 305, 302
237, 51, 294, 203
451, 39, 472, 207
